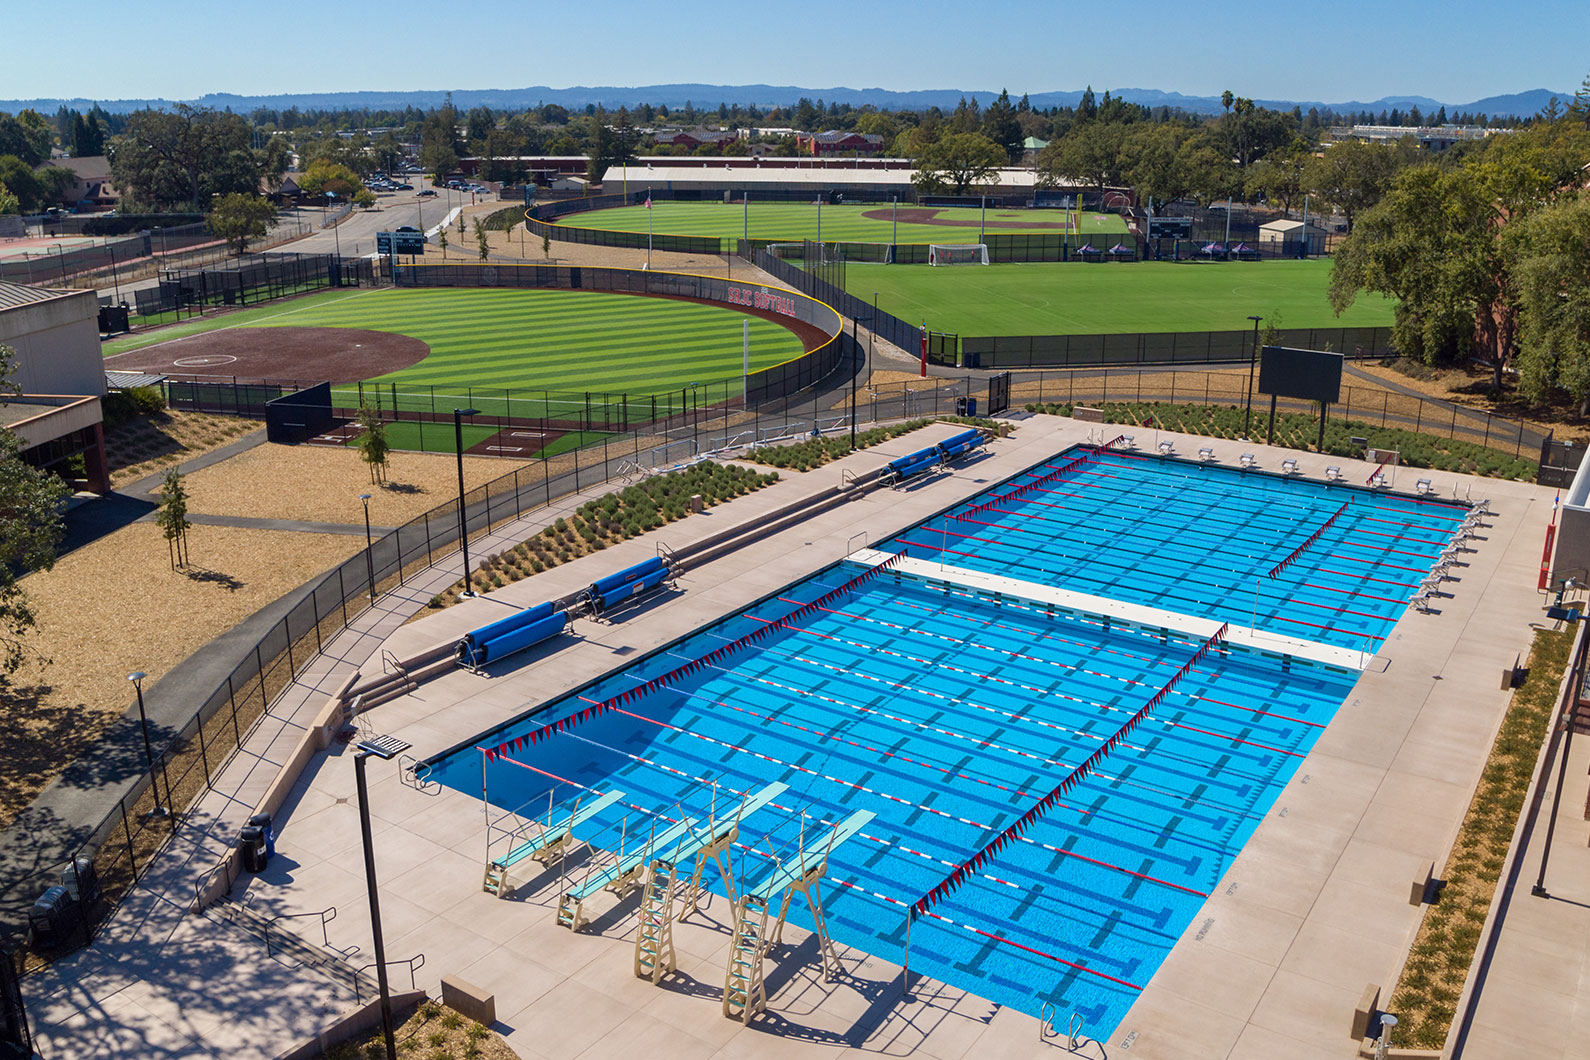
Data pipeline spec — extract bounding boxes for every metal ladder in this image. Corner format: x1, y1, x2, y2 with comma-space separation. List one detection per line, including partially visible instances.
722, 894, 769, 1024
633, 860, 678, 983
482, 863, 508, 897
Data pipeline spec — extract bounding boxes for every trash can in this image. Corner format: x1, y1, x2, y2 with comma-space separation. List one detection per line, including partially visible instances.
239, 825, 268, 873
27, 886, 75, 950
955, 396, 968, 416
247, 813, 276, 859
966, 398, 979, 417
62, 855, 100, 907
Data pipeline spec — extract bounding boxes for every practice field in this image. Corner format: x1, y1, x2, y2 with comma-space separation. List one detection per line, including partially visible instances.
845, 258, 1396, 335
555, 201, 1129, 244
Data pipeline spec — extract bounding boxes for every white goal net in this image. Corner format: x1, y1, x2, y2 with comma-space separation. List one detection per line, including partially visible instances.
928, 243, 990, 266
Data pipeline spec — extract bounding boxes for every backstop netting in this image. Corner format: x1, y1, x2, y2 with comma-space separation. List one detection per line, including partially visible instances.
929, 244, 990, 266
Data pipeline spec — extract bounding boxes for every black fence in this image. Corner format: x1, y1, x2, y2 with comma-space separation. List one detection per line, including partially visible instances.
748, 242, 925, 356
108, 253, 378, 327
1538, 434, 1586, 489
960, 326, 1394, 369
392, 262, 847, 408
166, 379, 288, 417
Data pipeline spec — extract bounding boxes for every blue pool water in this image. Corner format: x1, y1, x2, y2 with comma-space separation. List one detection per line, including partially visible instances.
426, 447, 1462, 1033
882, 449, 1464, 649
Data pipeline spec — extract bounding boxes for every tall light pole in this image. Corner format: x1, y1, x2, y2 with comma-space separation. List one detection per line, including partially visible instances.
354, 738, 410, 1060
1244, 315, 1263, 437
127, 672, 170, 819
454, 408, 480, 596
360, 493, 376, 600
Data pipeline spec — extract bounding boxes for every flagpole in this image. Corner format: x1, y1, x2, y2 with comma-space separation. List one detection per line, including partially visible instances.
647, 195, 653, 270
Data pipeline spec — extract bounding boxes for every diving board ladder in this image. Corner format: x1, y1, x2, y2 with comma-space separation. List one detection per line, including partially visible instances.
483, 788, 625, 898
634, 781, 789, 984
722, 808, 875, 1023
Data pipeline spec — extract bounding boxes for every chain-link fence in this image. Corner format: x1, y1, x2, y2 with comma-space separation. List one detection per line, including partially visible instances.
107, 252, 379, 328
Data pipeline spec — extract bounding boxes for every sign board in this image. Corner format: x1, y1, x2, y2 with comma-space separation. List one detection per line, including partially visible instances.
377, 230, 426, 256
1259, 345, 1343, 404
1148, 216, 1193, 239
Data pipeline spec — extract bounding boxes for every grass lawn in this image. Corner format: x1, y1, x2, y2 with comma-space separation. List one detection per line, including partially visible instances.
557, 201, 1127, 244
99, 288, 374, 356
845, 258, 1395, 335
237, 287, 807, 413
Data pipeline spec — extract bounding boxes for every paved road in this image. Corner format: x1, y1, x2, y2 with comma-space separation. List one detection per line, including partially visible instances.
286, 177, 498, 260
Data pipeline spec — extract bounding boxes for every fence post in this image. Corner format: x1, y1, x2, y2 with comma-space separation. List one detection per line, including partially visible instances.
284, 616, 295, 677
255, 645, 268, 711
121, 798, 138, 884
197, 713, 211, 782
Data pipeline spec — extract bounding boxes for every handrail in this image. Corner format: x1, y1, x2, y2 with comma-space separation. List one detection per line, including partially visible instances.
398, 754, 440, 796
264, 906, 336, 956
355, 952, 425, 1004
193, 856, 238, 912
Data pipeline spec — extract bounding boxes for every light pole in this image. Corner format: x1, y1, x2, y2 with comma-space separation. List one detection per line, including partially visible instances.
327, 193, 341, 268
1244, 315, 1263, 437
127, 672, 170, 819
354, 737, 410, 1060
454, 408, 480, 596
360, 494, 376, 600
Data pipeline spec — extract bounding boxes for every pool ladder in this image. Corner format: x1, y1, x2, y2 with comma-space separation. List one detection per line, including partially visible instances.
1038, 1002, 1086, 1050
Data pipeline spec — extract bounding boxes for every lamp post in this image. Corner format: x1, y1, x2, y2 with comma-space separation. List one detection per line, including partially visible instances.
360, 493, 376, 600
354, 737, 410, 1060
127, 672, 170, 819
1244, 315, 1263, 437
327, 192, 341, 268
454, 408, 480, 596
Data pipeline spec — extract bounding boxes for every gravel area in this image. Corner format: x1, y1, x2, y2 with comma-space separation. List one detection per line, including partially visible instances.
152, 444, 529, 527
0, 523, 361, 829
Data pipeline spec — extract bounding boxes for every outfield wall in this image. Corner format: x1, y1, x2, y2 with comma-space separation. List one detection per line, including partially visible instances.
391, 262, 850, 407
962, 327, 1394, 369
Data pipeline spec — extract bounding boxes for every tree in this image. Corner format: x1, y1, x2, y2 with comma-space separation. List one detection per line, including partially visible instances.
0, 156, 50, 212
355, 405, 390, 484
206, 193, 277, 253
1244, 145, 1310, 214
1078, 86, 1098, 124
0, 182, 17, 215
421, 142, 459, 185
438, 229, 448, 259
258, 135, 292, 191
155, 468, 192, 570
982, 89, 1023, 162
0, 111, 51, 166
1123, 123, 1190, 209
542, 230, 551, 259
298, 160, 374, 207
1512, 194, 1590, 411
912, 133, 1006, 195
474, 218, 490, 261
1303, 139, 1401, 231
108, 105, 260, 210
1039, 123, 1128, 198
0, 344, 67, 677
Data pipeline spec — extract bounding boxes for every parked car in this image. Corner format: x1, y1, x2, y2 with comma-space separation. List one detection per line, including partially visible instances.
416, 189, 436, 197
395, 183, 413, 191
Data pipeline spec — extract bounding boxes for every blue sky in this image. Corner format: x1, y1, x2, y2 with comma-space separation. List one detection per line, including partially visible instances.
3, 0, 1585, 105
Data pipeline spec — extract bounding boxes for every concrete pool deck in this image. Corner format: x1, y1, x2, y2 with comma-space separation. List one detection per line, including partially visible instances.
24, 414, 1560, 1059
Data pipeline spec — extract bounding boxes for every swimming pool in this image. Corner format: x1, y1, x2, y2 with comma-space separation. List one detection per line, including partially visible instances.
425, 444, 1462, 1034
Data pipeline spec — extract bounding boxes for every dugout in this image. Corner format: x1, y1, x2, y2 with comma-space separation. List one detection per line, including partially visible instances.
265, 382, 335, 444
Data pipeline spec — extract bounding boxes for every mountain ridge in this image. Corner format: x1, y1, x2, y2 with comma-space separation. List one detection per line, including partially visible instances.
0, 84, 1569, 119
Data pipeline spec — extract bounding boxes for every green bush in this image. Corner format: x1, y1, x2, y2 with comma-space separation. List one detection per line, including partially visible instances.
102, 386, 168, 429
1024, 401, 1537, 481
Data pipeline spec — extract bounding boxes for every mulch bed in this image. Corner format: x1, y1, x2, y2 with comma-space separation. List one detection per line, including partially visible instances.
103, 326, 429, 384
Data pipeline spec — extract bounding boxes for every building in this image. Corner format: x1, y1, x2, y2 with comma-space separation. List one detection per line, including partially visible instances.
1326, 124, 1499, 152
1258, 218, 1328, 256
652, 128, 738, 151
37, 155, 118, 211
1022, 136, 1050, 163
795, 131, 885, 157
0, 283, 110, 492
602, 160, 1055, 199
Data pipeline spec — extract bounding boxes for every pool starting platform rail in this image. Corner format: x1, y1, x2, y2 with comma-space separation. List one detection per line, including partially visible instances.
723, 808, 876, 1024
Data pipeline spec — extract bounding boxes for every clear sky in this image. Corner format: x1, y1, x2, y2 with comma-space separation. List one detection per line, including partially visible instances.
3, 0, 1585, 105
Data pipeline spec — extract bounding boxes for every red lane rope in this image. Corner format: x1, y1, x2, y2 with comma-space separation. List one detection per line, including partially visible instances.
912, 624, 1228, 919
479, 553, 905, 761
1267, 502, 1349, 579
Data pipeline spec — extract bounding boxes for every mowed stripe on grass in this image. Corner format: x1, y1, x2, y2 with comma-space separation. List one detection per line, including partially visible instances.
243, 287, 808, 396
845, 258, 1396, 335
557, 201, 1128, 243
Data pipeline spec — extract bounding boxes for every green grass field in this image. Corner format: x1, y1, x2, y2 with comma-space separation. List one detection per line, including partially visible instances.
231, 287, 806, 418
556, 201, 1128, 244
846, 258, 1394, 335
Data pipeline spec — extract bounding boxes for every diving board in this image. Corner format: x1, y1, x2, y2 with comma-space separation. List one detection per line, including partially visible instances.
482, 788, 625, 898
722, 808, 875, 1023
633, 781, 789, 984
849, 548, 1373, 670
556, 815, 699, 931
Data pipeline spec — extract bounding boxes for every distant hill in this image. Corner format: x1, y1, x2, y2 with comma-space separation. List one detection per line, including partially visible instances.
0, 84, 1570, 120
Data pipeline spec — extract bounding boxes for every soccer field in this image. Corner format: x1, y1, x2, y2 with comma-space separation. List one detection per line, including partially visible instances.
243, 287, 807, 397
554, 201, 1129, 244
845, 259, 1394, 335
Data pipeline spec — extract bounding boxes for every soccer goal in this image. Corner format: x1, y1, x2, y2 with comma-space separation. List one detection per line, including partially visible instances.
928, 243, 990, 266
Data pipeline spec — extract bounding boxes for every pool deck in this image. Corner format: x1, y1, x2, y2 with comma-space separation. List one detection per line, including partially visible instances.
24, 414, 1560, 1060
